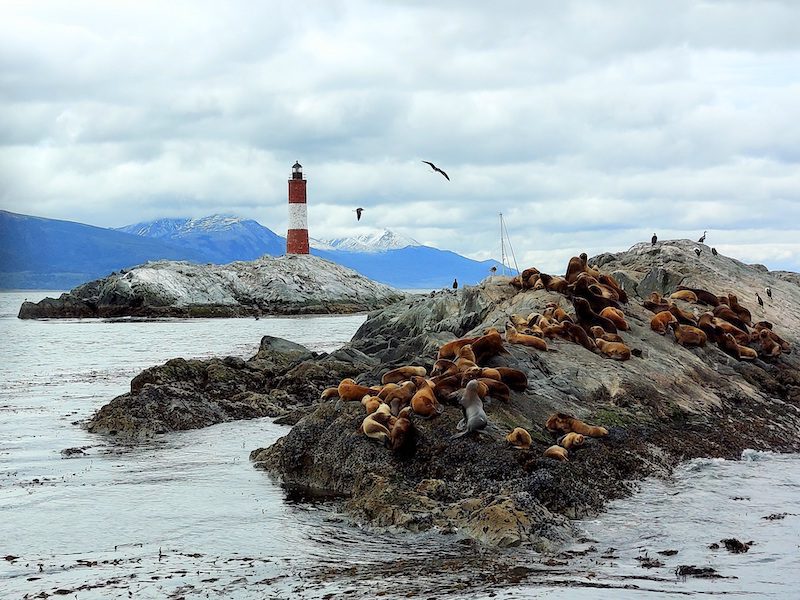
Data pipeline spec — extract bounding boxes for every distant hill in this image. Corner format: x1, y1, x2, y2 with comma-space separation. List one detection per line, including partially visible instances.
0, 210, 506, 290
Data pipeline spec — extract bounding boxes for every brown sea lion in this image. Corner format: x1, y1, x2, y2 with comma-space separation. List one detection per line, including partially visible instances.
437, 336, 479, 360
676, 286, 720, 307
727, 293, 752, 325
717, 295, 729, 305
573, 297, 618, 334
320, 387, 339, 400
558, 432, 585, 450
376, 382, 399, 399
410, 376, 443, 417
431, 375, 463, 402
650, 310, 678, 335
360, 404, 392, 446
589, 283, 621, 302
510, 314, 529, 328
713, 304, 749, 332
757, 330, 782, 358
565, 322, 597, 353
338, 379, 374, 402
543, 321, 568, 339
546, 413, 609, 437
600, 306, 629, 331
670, 290, 698, 303
543, 445, 569, 461
597, 273, 628, 303
383, 381, 416, 415
471, 329, 509, 364
697, 312, 719, 342
538, 273, 569, 294
381, 366, 427, 385
389, 407, 417, 455
670, 323, 707, 347
712, 318, 750, 344
717, 332, 741, 359
506, 427, 532, 449
565, 255, 586, 284
455, 344, 479, 371
505, 323, 548, 350
361, 395, 382, 414
595, 338, 631, 361
644, 295, 671, 314
589, 325, 624, 343
669, 303, 697, 326
431, 359, 458, 377
495, 367, 528, 391
477, 377, 511, 402
737, 344, 758, 361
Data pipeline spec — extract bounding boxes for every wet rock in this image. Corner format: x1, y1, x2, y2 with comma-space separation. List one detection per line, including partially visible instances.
720, 538, 752, 553
675, 565, 724, 579
657, 549, 679, 556
60, 447, 87, 458
464, 497, 532, 548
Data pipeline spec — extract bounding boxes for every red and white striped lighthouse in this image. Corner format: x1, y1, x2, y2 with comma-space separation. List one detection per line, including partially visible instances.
286, 161, 310, 254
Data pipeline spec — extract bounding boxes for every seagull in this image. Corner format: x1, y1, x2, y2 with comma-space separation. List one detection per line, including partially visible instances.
766, 287, 772, 300
422, 161, 450, 181
698, 231, 707, 243
756, 292, 764, 309
694, 248, 701, 257
712, 247, 718, 256
354, 208, 364, 221
651, 233, 657, 246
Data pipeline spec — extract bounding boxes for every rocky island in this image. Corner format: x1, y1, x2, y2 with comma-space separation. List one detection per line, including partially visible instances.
85, 240, 800, 550
18, 254, 405, 318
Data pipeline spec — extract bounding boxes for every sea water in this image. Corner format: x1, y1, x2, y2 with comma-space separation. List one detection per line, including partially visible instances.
1, 291, 798, 599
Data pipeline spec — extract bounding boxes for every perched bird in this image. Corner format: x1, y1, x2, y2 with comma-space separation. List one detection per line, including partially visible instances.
651, 233, 657, 246
698, 231, 707, 243
711, 247, 718, 256
422, 160, 450, 181
756, 292, 764, 309
766, 287, 772, 299
489, 266, 497, 274
694, 248, 701, 257
355, 207, 364, 221
452, 278, 458, 290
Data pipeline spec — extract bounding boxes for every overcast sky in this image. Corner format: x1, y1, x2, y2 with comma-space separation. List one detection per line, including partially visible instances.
2, 1, 799, 273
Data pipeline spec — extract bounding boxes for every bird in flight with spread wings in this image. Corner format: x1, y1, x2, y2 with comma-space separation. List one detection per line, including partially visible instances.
421, 161, 450, 181
354, 208, 364, 221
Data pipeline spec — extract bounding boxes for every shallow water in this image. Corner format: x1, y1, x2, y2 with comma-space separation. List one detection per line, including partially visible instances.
1, 291, 799, 599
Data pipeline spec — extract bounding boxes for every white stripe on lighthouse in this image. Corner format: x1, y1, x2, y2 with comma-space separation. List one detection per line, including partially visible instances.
288, 203, 307, 230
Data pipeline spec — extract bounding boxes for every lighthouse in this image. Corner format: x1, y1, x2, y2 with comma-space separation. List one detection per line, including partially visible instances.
286, 161, 310, 254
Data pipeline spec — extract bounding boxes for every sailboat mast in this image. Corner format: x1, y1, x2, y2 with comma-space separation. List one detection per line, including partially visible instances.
499, 213, 507, 276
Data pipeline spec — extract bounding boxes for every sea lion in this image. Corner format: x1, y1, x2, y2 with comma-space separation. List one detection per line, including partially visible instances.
712, 317, 750, 345
589, 283, 621, 302
432, 359, 458, 377
668, 303, 697, 326
338, 379, 374, 402
727, 294, 752, 325
600, 306, 629, 331
650, 310, 678, 334
595, 338, 631, 361
757, 329, 782, 358
597, 274, 628, 303
589, 325, 624, 343
737, 344, 757, 361
676, 286, 720, 307
565, 255, 586, 284
717, 332, 741, 359
510, 314, 529, 328
670, 290, 698, 303
713, 304, 749, 332
437, 337, 479, 360
506, 427, 532, 449
389, 408, 417, 455
471, 329, 509, 364
431, 374, 463, 402
361, 395, 382, 414
558, 432, 585, 450
565, 322, 597, 353
452, 380, 488, 438
543, 445, 569, 461
670, 323, 707, 347
477, 377, 511, 402
546, 413, 609, 437
538, 273, 569, 294
697, 312, 719, 342
383, 381, 416, 415
381, 366, 427, 385
505, 323, 548, 350
573, 297, 618, 334
543, 322, 568, 339
455, 344, 479, 371
494, 367, 528, 391
717, 295, 729, 305
320, 387, 339, 400
644, 292, 671, 314
410, 376, 443, 417
360, 404, 392, 446
377, 382, 399, 399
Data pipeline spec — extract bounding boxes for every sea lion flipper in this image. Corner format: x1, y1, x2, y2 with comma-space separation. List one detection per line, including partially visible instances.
450, 430, 469, 440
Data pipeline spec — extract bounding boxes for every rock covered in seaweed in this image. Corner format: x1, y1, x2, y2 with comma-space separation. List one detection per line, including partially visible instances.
18, 254, 406, 319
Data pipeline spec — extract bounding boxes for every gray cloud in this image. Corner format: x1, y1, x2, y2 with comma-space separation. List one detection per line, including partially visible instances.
1, 0, 799, 274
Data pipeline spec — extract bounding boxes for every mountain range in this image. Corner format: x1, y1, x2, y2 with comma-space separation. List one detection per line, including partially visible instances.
0, 210, 504, 290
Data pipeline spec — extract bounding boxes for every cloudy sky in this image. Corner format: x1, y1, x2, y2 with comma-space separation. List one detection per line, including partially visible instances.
2, 0, 799, 272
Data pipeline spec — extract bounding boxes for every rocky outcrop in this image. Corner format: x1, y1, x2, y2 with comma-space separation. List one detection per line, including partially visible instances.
18, 254, 405, 319
253, 240, 800, 548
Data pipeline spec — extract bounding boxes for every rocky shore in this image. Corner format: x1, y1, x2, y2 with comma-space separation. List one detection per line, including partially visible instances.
86, 240, 800, 549
18, 254, 405, 318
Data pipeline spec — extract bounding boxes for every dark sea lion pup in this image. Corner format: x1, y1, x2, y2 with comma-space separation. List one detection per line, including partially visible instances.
452, 380, 488, 438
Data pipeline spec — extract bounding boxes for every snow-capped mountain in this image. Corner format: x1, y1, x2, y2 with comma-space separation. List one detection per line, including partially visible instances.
117, 217, 190, 238
312, 229, 420, 253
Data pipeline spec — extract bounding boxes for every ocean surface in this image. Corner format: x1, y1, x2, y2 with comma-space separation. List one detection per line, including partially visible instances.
1, 291, 798, 599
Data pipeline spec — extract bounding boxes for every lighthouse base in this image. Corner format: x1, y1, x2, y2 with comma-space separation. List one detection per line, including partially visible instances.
287, 229, 310, 254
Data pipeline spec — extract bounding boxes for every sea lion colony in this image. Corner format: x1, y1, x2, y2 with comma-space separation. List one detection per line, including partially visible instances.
319, 251, 791, 461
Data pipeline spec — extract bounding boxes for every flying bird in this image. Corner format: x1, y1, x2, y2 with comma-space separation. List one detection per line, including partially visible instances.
651, 233, 657, 246
766, 287, 772, 300
354, 208, 364, 221
756, 292, 764, 309
698, 231, 707, 243
712, 247, 718, 256
694, 248, 701, 257
422, 161, 450, 181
